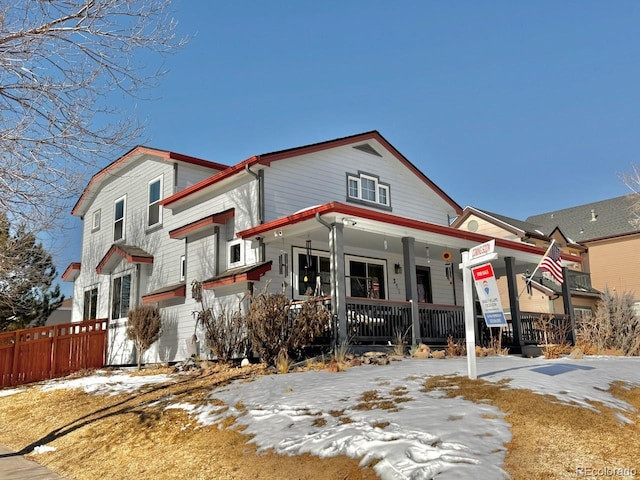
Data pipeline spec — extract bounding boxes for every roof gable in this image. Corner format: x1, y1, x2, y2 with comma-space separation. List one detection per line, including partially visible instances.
72, 146, 228, 217
451, 206, 547, 240
162, 131, 463, 214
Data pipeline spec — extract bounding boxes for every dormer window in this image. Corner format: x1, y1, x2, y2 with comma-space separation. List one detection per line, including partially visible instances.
346, 172, 390, 209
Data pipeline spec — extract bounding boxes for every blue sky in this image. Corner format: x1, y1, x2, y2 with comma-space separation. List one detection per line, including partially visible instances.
58, 1, 640, 296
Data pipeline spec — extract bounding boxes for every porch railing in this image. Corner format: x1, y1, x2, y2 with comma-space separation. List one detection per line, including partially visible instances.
346, 298, 412, 343
500, 312, 571, 345
296, 297, 571, 349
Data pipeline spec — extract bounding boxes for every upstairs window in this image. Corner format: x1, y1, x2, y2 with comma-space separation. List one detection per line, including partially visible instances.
346, 172, 390, 208
92, 209, 101, 232
148, 176, 163, 228
180, 255, 186, 282
114, 196, 126, 241
227, 239, 244, 269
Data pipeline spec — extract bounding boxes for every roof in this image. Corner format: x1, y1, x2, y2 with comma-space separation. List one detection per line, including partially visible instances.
96, 244, 154, 275
526, 194, 640, 243
62, 262, 81, 282
72, 146, 228, 217
202, 261, 273, 289
142, 283, 186, 304
452, 206, 547, 239
169, 208, 235, 239
475, 209, 546, 237
238, 202, 583, 266
161, 131, 463, 214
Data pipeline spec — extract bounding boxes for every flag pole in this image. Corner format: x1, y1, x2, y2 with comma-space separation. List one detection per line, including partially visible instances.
518, 239, 556, 298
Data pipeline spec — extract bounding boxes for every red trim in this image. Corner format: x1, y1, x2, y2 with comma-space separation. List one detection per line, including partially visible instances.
162, 156, 264, 207
238, 202, 582, 263
161, 131, 462, 214
169, 208, 235, 239
96, 245, 154, 275
72, 146, 227, 216
141, 284, 186, 304
62, 262, 81, 281
202, 262, 272, 289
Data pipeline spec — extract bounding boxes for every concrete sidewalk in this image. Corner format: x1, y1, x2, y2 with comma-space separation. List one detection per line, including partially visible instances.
0, 446, 62, 479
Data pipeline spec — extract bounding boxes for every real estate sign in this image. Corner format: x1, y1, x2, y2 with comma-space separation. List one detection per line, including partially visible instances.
471, 262, 508, 327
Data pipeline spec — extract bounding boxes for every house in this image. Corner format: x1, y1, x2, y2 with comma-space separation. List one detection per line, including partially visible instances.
451, 207, 601, 321
64, 131, 578, 364
45, 297, 74, 326
526, 195, 640, 315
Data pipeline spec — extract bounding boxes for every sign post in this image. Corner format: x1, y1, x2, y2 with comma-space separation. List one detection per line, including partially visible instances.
459, 240, 498, 380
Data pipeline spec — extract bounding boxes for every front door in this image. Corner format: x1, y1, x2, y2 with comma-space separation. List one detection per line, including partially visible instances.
416, 267, 433, 303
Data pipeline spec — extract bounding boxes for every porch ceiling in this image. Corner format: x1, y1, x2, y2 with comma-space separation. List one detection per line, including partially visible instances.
239, 202, 582, 276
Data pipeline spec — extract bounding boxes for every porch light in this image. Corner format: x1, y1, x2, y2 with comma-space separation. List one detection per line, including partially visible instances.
394, 263, 402, 274
425, 246, 431, 263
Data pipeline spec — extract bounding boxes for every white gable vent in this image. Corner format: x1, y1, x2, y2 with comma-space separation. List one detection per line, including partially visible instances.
353, 143, 382, 157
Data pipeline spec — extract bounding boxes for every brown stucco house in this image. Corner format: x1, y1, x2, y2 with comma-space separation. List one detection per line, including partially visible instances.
451, 207, 600, 324
526, 194, 640, 315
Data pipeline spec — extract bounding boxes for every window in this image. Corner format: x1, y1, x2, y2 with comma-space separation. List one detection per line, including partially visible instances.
227, 239, 244, 269
114, 196, 126, 241
347, 258, 386, 299
92, 210, 101, 232
346, 172, 390, 208
180, 255, 186, 282
296, 250, 331, 297
574, 307, 593, 321
83, 287, 98, 320
148, 176, 163, 227
111, 274, 131, 320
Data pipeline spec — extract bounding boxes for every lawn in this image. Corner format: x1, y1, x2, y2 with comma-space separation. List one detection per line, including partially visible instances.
0, 355, 638, 479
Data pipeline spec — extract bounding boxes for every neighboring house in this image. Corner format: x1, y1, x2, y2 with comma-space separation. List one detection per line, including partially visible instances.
526, 195, 640, 314
64, 131, 574, 363
452, 207, 600, 320
45, 297, 74, 326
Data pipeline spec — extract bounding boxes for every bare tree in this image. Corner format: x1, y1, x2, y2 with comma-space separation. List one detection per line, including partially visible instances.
622, 164, 640, 228
0, 0, 184, 231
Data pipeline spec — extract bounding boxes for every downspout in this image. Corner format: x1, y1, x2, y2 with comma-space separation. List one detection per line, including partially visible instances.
315, 212, 331, 231
214, 226, 220, 276
245, 164, 263, 225
245, 163, 265, 262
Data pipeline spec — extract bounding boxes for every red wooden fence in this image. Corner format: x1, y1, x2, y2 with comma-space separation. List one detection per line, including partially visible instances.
0, 319, 108, 388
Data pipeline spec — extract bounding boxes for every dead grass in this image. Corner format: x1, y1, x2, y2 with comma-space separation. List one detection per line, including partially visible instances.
423, 375, 640, 479
0, 364, 378, 480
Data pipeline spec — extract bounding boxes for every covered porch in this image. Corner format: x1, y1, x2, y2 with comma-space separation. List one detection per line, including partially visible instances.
240, 202, 582, 353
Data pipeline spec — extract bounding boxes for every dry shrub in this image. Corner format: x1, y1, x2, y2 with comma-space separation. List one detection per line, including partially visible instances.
542, 343, 571, 359
126, 304, 162, 370
391, 328, 409, 356
534, 314, 572, 350
245, 290, 331, 366
577, 288, 640, 356
446, 336, 466, 357
275, 351, 293, 374
199, 307, 248, 363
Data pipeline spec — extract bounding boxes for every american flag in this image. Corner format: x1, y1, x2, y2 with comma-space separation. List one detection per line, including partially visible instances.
539, 243, 563, 284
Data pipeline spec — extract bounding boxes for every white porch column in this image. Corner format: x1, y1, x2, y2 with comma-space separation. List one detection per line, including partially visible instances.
329, 222, 347, 343
402, 237, 420, 346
